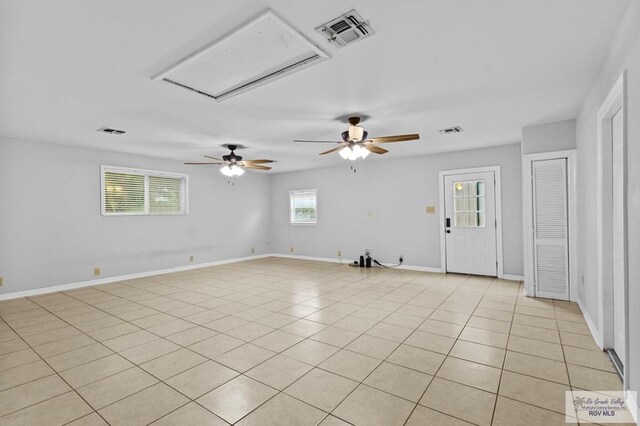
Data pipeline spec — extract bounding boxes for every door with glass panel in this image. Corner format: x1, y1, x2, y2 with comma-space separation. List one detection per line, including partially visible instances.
444, 171, 497, 276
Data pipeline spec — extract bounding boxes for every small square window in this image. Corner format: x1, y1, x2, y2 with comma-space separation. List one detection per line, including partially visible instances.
289, 189, 317, 225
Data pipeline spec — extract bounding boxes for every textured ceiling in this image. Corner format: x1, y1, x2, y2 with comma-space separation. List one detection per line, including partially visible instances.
0, 0, 629, 172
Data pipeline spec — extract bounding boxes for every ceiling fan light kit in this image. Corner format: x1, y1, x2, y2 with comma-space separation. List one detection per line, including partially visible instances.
339, 144, 370, 160
184, 144, 274, 181
293, 115, 420, 164
220, 164, 244, 177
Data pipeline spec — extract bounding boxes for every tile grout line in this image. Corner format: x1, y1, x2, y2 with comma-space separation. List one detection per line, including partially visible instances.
1, 261, 598, 425
401, 275, 511, 426
0, 316, 111, 424
488, 281, 518, 425
2, 266, 455, 424
218, 268, 448, 424
39, 262, 425, 423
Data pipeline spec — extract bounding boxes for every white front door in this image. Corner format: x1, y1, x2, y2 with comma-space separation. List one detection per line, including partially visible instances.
611, 106, 625, 365
444, 171, 497, 276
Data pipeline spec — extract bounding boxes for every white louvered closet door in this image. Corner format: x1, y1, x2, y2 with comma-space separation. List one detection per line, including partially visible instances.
532, 158, 570, 300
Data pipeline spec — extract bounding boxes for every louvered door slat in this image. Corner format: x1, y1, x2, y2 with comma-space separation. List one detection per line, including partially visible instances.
532, 158, 569, 300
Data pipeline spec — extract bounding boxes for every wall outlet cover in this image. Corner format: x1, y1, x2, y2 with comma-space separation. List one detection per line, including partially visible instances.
426, 206, 436, 214
93, 267, 101, 276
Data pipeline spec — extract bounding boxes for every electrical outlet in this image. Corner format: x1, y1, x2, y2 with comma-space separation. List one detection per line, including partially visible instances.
93, 267, 101, 276
290, 247, 294, 253
365, 248, 372, 256
337, 250, 342, 257
0, 276, 3, 287
426, 206, 436, 214
251, 248, 255, 254
189, 256, 194, 263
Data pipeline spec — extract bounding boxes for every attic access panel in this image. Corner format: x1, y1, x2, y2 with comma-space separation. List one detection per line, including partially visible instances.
153, 10, 329, 101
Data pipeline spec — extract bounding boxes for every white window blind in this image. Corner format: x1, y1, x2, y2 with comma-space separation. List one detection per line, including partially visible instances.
290, 189, 317, 224
103, 171, 146, 214
101, 166, 188, 216
149, 175, 184, 214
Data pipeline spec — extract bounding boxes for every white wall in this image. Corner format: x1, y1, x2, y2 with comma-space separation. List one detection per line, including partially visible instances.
0, 137, 271, 295
521, 119, 575, 154
574, 0, 640, 399
269, 143, 523, 276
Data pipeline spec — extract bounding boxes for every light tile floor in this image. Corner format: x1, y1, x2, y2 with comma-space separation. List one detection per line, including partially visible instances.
0, 258, 622, 425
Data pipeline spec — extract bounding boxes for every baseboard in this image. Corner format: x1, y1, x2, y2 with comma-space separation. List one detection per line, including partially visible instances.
502, 274, 524, 281
395, 264, 444, 273
576, 297, 604, 349
270, 253, 355, 265
626, 390, 638, 424
0, 254, 273, 301
270, 253, 443, 273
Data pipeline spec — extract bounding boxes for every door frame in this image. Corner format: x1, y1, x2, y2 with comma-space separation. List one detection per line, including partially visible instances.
522, 150, 577, 300
438, 165, 503, 278
596, 71, 628, 386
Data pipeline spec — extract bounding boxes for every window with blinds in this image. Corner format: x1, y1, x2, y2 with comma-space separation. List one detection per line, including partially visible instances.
101, 166, 188, 216
290, 189, 317, 224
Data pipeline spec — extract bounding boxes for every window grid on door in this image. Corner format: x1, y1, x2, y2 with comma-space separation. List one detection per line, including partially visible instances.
453, 180, 485, 227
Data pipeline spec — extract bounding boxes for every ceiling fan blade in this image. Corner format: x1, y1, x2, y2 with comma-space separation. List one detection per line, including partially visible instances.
204, 155, 225, 161
241, 159, 275, 164
364, 144, 388, 155
319, 144, 347, 155
184, 162, 225, 165
241, 163, 272, 170
294, 140, 343, 144
367, 133, 420, 143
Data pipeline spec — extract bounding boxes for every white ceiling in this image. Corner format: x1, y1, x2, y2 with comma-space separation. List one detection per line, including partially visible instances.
0, 0, 629, 173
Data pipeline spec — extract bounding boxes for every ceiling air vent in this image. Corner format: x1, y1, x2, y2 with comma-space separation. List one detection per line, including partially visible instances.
439, 126, 463, 135
316, 10, 374, 48
153, 10, 329, 102
97, 127, 126, 135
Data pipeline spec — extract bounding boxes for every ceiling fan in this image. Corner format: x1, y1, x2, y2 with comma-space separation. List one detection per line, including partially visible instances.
294, 116, 420, 160
184, 145, 274, 177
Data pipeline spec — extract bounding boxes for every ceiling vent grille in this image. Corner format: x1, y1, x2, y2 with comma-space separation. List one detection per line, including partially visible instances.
316, 10, 374, 48
97, 127, 126, 135
439, 126, 463, 135
153, 11, 329, 102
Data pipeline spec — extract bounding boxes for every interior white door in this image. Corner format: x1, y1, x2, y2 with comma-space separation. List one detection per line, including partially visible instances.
444, 171, 497, 276
611, 107, 625, 365
532, 158, 569, 300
